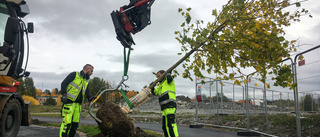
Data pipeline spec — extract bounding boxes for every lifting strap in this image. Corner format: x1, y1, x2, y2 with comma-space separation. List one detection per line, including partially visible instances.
123, 47, 131, 77
120, 47, 133, 109
120, 88, 133, 109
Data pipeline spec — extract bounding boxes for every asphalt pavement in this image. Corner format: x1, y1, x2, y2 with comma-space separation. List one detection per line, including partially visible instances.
17, 116, 241, 137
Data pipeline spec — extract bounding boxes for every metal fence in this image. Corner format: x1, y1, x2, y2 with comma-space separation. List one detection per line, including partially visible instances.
192, 45, 320, 137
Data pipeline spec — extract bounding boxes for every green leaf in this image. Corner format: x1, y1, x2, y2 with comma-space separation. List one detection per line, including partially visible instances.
186, 15, 191, 24
295, 2, 301, 7
279, 36, 285, 42
212, 9, 217, 16
181, 22, 185, 27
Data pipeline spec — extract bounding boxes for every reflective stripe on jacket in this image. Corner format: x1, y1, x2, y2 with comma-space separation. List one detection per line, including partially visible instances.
154, 75, 176, 110
66, 71, 88, 102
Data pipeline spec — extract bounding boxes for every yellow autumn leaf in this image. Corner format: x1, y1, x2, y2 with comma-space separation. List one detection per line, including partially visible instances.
266, 83, 270, 89
256, 66, 261, 72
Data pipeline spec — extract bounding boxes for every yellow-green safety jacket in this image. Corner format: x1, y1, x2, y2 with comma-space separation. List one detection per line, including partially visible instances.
66, 71, 88, 102
154, 75, 176, 110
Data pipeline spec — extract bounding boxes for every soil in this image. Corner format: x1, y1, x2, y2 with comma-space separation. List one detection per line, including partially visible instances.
32, 119, 47, 125
95, 101, 155, 137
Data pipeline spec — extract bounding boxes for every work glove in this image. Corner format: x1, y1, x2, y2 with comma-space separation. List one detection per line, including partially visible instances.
89, 96, 97, 102
61, 95, 68, 104
149, 82, 155, 95
151, 87, 155, 95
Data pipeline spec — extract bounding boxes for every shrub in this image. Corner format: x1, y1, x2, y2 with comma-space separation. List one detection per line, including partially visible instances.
22, 95, 39, 105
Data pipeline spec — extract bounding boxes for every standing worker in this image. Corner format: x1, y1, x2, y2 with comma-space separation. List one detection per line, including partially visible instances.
59, 64, 96, 137
151, 70, 179, 137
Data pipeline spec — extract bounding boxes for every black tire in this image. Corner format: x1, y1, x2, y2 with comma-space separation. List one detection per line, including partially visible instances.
0, 99, 22, 137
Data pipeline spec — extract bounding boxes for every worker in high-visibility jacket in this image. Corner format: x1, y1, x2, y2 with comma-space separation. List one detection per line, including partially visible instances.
59, 64, 96, 137
151, 70, 179, 137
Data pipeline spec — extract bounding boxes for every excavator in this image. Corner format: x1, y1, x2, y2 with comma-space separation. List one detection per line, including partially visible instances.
0, 0, 33, 136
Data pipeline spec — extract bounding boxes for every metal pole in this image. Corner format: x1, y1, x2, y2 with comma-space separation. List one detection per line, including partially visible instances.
243, 85, 245, 109
293, 58, 301, 137
216, 80, 219, 125
221, 82, 223, 114
263, 80, 269, 132
245, 75, 250, 131
210, 78, 212, 115
280, 92, 282, 112
253, 88, 256, 113
253, 88, 255, 105
288, 92, 290, 112
272, 91, 274, 107
303, 93, 305, 112
233, 84, 235, 114
195, 77, 198, 124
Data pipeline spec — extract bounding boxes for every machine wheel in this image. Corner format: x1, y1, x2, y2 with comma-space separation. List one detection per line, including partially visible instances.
0, 99, 22, 137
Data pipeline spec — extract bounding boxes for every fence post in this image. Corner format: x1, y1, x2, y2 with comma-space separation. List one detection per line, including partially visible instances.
209, 78, 212, 115
233, 84, 235, 114
272, 91, 274, 107
254, 88, 257, 113
195, 82, 199, 124
280, 92, 283, 112
288, 92, 290, 112
216, 80, 220, 125
243, 84, 245, 109
245, 75, 251, 131
221, 82, 224, 114
263, 80, 269, 133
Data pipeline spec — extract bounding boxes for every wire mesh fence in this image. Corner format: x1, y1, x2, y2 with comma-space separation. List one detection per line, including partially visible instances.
192, 45, 320, 137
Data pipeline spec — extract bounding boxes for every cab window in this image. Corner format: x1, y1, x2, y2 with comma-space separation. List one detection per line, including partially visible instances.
0, 3, 9, 46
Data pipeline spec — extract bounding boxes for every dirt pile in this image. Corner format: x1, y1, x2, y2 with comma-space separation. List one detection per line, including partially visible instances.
95, 101, 155, 137
31, 119, 47, 125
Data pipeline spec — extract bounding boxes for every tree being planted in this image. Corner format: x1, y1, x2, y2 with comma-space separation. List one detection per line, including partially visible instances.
118, 0, 311, 114
176, 0, 310, 88
94, 1, 311, 136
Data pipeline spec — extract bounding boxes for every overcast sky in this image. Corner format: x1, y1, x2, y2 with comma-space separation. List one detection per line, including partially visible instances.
22, 0, 320, 99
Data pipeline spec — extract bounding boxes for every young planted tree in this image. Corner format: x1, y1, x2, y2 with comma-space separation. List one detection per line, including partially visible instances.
175, 0, 310, 88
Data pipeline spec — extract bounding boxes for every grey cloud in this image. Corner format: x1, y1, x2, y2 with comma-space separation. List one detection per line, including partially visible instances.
23, 0, 320, 99
27, 0, 121, 41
